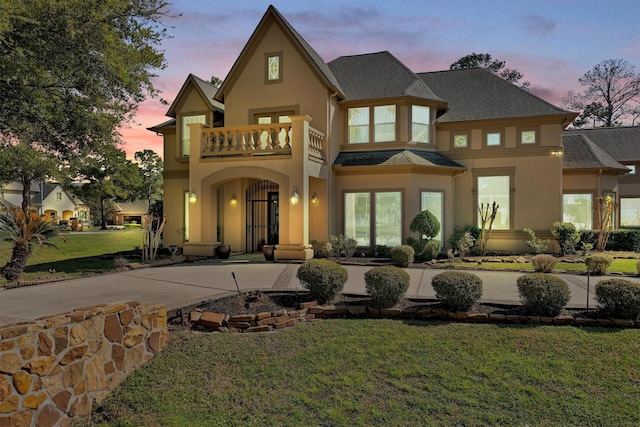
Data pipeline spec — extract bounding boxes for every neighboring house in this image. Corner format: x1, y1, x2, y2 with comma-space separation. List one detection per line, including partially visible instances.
150, 6, 638, 259
112, 200, 150, 226
0, 182, 90, 222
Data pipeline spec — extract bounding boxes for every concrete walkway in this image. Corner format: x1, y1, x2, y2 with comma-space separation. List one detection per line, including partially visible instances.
1, 258, 638, 326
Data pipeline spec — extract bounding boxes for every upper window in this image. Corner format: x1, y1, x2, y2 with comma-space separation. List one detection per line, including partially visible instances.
627, 165, 636, 174
453, 134, 468, 148
478, 176, 510, 230
348, 107, 370, 144
411, 106, 430, 143
374, 105, 396, 142
181, 114, 206, 157
486, 132, 501, 147
521, 130, 536, 144
562, 194, 592, 230
265, 52, 283, 84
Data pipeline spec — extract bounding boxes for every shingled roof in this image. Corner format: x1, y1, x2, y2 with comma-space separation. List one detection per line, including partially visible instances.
329, 52, 445, 103
562, 133, 629, 172
334, 149, 464, 169
418, 68, 575, 123
563, 126, 640, 162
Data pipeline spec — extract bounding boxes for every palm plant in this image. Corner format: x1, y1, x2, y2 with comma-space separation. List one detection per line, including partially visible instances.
0, 208, 65, 281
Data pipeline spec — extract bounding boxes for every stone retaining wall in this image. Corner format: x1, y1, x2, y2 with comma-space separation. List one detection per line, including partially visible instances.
0, 301, 168, 427
191, 301, 640, 333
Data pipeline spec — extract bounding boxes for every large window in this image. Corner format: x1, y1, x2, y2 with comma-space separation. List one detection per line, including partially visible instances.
562, 194, 592, 230
620, 198, 640, 226
477, 176, 510, 230
412, 105, 430, 143
344, 191, 402, 247
181, 114, 206, 156
374, 105, 396, 142
348, 107, 369, 144
421, 191, 443, 243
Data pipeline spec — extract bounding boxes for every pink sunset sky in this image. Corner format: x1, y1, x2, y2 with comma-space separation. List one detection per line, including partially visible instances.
120, 0, 640, 158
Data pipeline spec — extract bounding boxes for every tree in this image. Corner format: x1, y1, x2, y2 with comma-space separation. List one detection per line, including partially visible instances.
0, 141, 59, 212
72, 145, 143, 229
450, 53, 530, 89
563, 59, 640, 127
406, 209, 441, 261
0, 208, 64, 281
210, 75, 223, 87
0, 0, 171, 210
134, 149, 164, 212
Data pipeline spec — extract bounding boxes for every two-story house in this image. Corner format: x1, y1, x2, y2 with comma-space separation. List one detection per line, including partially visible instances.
151, 6, 637, 259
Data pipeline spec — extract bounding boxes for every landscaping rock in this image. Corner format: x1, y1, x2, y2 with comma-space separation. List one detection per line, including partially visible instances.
198, 312, 225, 329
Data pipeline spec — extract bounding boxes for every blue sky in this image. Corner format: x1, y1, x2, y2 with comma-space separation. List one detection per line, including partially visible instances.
124, 0, 640, 156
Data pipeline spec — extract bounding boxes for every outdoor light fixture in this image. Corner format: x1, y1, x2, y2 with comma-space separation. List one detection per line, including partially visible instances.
552, 150, 563, 158
311, 192, 318, 205
230, 193, 237, 206
290, 187, 300, 205
189, 188, 197, 204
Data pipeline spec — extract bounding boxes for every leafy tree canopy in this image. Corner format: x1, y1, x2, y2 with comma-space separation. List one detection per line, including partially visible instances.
450, 53, 531, 89
563, 59, 640, 128
134, 149, 163, 211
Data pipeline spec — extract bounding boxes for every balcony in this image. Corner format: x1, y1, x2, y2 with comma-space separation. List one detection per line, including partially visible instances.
198, 116, 324, 163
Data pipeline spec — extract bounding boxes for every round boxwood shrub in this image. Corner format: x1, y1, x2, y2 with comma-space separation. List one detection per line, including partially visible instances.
365, 266, 410, 308
585, 254, 613, 275
516, 273, 570, 316
595, 278, 640, 319
530, 254, 559, 273
431, 271, 483, 312
390, 245, 414, 267
296, 259, 348, 304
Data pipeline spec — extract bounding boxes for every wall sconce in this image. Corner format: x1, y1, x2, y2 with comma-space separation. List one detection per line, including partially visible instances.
189, 188, 197, 204
230, 193, 237, 206
552, 150, 563, 158
311, 192, 318, 205
290, 187, 300, 205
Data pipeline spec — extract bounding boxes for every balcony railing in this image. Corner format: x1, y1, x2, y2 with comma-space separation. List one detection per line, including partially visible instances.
199, 119, 325, 162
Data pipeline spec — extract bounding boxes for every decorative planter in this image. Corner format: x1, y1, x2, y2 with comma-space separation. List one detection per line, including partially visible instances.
215, 244, 231, 259
262, 244, 276, 261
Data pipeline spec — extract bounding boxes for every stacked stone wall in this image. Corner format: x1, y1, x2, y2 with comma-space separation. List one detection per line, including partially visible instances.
0, 301, 168, 427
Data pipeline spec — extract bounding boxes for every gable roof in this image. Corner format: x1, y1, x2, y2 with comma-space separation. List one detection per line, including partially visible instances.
334, 149, 464, 169
562, 133, 629, 172
214, 5, 344, 103
328, 51, 445, 104
418, 68, 576, 124
166, 74, 224, 118
113, 200, 149, 214
563, 126, 640, 162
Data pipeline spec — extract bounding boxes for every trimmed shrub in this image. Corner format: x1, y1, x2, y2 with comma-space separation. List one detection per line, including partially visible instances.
329, 234, 358, 258
585, 254, 613, 275
530, 254, 559, 273
516, 273, 570, 316
551, 222, 580, 255
410, 209, 440, 240
522, 228, 549, 254
365, 266, 410, 308
595, 278, 640, 319
449, 225, 480, 255
310, 240, 332, 258
296, 259, 348, 304
390, 245, 414, 267
431, 271, 483, 312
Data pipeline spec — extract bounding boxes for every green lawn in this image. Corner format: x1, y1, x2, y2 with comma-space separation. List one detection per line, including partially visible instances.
88, 320, 640, 426
0, 230, 144, 285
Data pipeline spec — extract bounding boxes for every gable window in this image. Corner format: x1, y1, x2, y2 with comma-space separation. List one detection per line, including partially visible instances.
411, 105, 430, 143
348, 107, 369, 144
453, 134, 468, 148
521, 130, 536, 144
421, 191, 443, 244
620, 198, 640, 226
344, 191, 402, 247
477, 176, 510, 230
374, 105, 396, 142
56, 192, 62, 201
265, 52, 283, 83
562, 194, 592, 230
181, 114, 206, 157
486, 132, 502, 147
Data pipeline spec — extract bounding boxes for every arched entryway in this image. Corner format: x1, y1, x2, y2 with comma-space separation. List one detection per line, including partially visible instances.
246, 180, 279, 252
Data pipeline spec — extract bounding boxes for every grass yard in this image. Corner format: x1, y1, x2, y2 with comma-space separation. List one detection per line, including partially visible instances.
89, 320, 640, 427
0, 230, 144, 285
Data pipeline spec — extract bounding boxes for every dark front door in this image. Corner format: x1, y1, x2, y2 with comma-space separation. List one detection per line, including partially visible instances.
246, 180, 279, 252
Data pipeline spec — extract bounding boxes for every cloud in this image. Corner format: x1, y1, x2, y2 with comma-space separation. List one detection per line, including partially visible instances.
523, 15, 556, 35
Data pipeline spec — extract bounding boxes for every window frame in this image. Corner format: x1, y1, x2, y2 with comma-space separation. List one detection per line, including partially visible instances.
451, 132, 470, 149
484, 129, 504, 148
184, 191, 190, 241
421, 190, 444, 244
410, 105, 430, 143
517, 126, 540, 147
343, 190, 403, 247
562, 192, 594, 231
620, 197, 640, 227
473, 168, 515, 231
180, 113, 207, 157
346, 104, 398, 145
265, 51, 283, 84
374, 105, 397, 143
